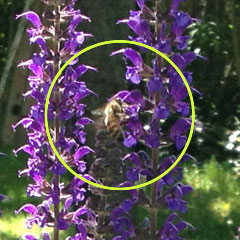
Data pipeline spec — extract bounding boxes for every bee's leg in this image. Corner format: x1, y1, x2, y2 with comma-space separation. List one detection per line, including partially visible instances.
116, 113, 129, 119
119, 114, 129, 125
118, 130, 124, 141
109, 130, 121, 140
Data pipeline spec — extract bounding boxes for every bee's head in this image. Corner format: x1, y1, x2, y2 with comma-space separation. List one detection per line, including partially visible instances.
114, 97, 122, 105
111, 99, 122, 113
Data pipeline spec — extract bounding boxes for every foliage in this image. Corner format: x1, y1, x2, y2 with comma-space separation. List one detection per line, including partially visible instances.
0, 148, 74, 239
186, 0, 240, 163
0, 0, 24, 67
183, 157, 240, 239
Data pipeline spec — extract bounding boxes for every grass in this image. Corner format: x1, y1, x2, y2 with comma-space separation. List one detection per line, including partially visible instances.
183, 157, 240, 240
0, 147, 74, 239
0, 146, 43, 239
131, 157, 240, 240
1, 147, 240, 240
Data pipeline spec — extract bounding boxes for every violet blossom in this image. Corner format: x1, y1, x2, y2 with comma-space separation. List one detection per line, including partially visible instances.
14, 1, 97, 239
109, 0, 203, 239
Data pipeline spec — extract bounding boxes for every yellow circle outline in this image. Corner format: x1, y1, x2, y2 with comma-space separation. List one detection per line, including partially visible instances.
44, 40, 195, 191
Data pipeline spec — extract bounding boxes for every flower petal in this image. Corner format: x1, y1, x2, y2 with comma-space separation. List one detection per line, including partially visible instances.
16, 11, 42, 29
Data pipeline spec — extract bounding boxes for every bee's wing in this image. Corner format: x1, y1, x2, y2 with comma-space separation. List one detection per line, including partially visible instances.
91, 105, 106, 130
91, 104, 106, 117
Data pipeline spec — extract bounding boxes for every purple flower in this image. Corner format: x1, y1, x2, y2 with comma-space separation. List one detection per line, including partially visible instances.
74, 146, 94, 161
156, 22, 172, 53
176, 35, 190, 50
113, 217, 135, 238
160, 213, 195, 239
144, 132, 160, 148
111, 48, 144, 84
57, 217, 70, 230
117, 10, 151, 45
148, 76, 163, 91
123, 131, 137, 147
23, 235, 38, 240
111, 0, 201, 238
122, 152, 142, 168
111, 207, 135, 238
126, 167, 140, 182
121, 199, 133, 212
15, 1, 98, 239
172, 12, 193, 36
155, 104, 170, 119
170, 118, 191, 149
16, 11, 42, 29
164, 184, 193, 213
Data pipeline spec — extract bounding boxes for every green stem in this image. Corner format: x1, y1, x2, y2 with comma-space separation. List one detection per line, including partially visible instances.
150, 148, 159, 239
53, 1, 61, 240
150, 1, 162, 239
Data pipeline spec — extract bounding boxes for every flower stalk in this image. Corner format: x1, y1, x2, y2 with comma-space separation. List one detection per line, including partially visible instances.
150, 1, 162, 237
150, 148, 158, 238
53, 2, 61, 239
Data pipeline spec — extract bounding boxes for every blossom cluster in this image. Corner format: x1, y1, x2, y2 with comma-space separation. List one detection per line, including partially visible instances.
13, 0, 97, 239
107, 0, 203, 238
12, 0, 203, 239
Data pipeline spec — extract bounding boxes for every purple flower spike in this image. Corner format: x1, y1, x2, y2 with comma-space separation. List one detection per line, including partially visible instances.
111, 0, 202, 238
15, 1, 98, 239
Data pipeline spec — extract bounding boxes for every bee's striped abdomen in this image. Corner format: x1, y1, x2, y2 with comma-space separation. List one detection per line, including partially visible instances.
105, 115, 122, 139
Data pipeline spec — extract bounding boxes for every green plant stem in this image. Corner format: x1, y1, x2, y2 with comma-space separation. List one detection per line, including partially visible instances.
150, 1, 162, 239
53, 1, 61, 240
150, 147, 159, 239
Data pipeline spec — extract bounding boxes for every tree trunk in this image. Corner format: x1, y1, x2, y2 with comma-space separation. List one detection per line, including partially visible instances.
0, 0, 43, 146
228, 0, 240, 85
1, 0, 134, 146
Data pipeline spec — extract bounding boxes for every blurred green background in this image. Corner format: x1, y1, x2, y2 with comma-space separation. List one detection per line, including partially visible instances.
0, 0, 240, 239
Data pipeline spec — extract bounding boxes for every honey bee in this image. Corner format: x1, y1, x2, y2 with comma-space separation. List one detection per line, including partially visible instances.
92, 98, 129, 140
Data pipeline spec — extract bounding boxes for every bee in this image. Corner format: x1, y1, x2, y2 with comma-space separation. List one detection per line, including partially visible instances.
92, 98, 129, 140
